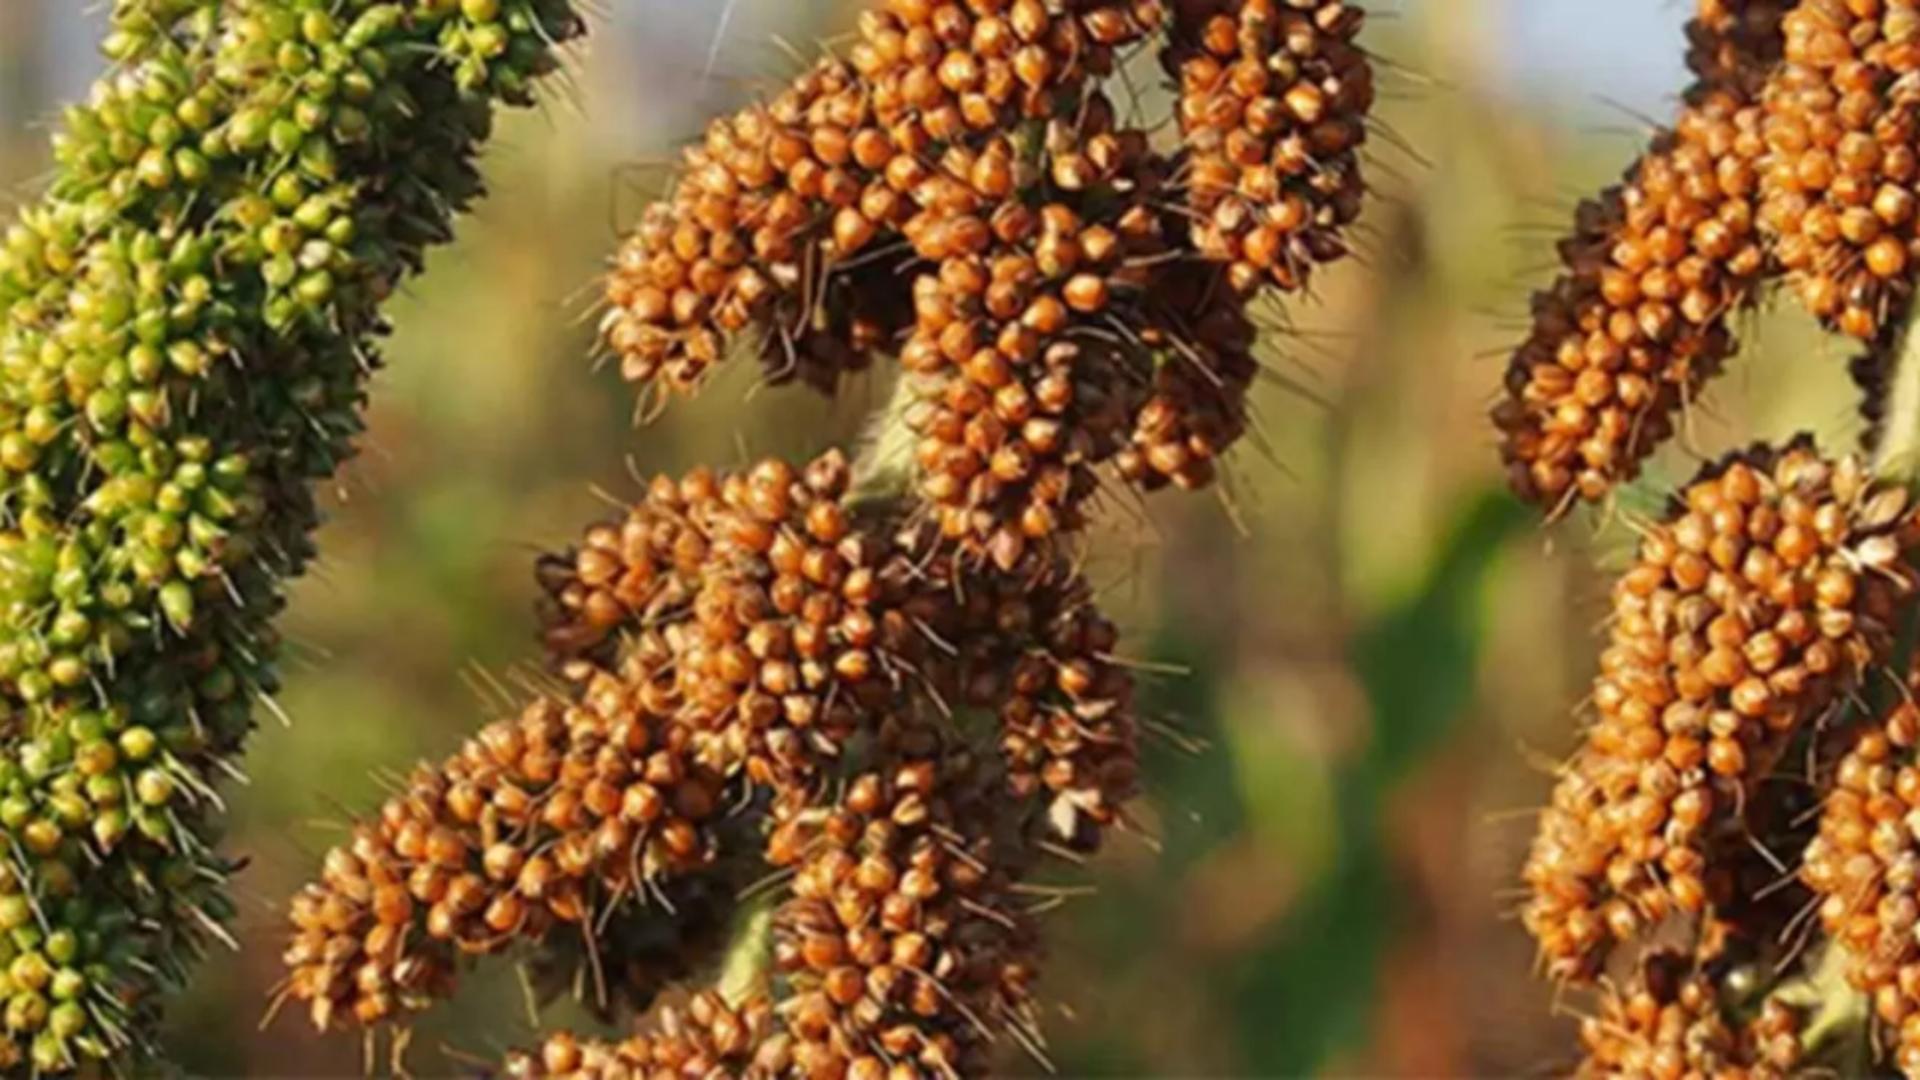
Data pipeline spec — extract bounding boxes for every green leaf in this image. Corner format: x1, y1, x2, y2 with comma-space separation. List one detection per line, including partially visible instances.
1352, 489, 1530, 784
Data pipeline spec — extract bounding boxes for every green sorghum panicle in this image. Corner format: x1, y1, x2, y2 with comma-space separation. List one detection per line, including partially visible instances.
0, 0, 581, 1070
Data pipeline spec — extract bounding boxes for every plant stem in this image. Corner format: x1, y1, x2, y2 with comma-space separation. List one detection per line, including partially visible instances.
1873, 314, 1920, 484
850, 372, 921, 507
716, 895, 777, 1008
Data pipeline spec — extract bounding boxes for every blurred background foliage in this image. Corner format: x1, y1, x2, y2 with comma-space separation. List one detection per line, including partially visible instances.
0, 0, 1880, 1075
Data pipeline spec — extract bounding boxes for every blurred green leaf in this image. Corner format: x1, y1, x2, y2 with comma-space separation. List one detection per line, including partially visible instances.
1233, 488, 1525, 1074
1353, 489, 1530, 784
1232, 785, 1389, 1077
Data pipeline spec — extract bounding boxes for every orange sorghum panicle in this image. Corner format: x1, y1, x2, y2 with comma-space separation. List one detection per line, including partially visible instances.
282, 678, 723, 1033
1757, 2, 1920, 339
766, 735, 1038, 1079
1492, 90, 1768, 509
1576, 950, 1804, 1079
1165, 0, 1373, 296
1521, 440, 1920, 981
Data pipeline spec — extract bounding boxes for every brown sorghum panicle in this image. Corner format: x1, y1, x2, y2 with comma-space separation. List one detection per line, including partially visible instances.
296, 0, 1389, 1068
1491, 90, 1768, 509
1757, 2, 1920, 339
1165, 0, 1373, 296
765, 737, 1038, 1079
1521, 440, 1920, 981
1575, 950, 1804, 1079
281, 672, 722, 1033
502, 990, 786, 1079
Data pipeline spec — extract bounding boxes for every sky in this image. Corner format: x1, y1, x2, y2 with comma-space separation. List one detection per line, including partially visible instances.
1494, 0, 1699, 116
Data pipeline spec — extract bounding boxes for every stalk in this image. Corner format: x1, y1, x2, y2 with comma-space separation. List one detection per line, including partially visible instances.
1875, 315, 1920, 485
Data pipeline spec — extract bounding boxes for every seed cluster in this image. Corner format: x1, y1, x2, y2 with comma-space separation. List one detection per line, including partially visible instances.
496, 733, 1047, 1080
1521, 441, 1920, 981
281, 0, 1379, 1070
898, 528, 1141, 845
1492, 86, 1767, 508
0, 0, 580, 1069
535, 459, 1142, 846
1164, 0, 1372, 296
765, 744, 1037, 1079
1575, 950, 1804, 1079
602, 58, 914, 397
1801, 687, 1920, 1070
895, 109, 1177, 563
603, 0, 1378, 569
1493, 0, 1793, 511
1495, 0, 1920, 510
282, 669, 723, 1033
535, 453, 903, 796
504, 990, 784, 1079
1756, 1, 1920, 339
603, 0, 1172, 398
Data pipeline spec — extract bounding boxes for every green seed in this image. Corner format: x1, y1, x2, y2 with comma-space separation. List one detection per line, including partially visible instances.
47, 1000, 84, 1039
117, 728, 156, 763
6, 990, 47, 1034
134, 770, 174, 808
157, 582, 194, 632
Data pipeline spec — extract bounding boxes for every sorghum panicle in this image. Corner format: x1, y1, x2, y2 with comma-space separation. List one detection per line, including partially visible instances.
1521, 440, 1920, 981
285, 0, 1383, 1073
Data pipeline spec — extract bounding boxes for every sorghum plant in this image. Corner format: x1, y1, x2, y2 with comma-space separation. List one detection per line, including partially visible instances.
276, 0, 1380, 1076
0, 0, 583, 1071
1498, 2, 1920, 1075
